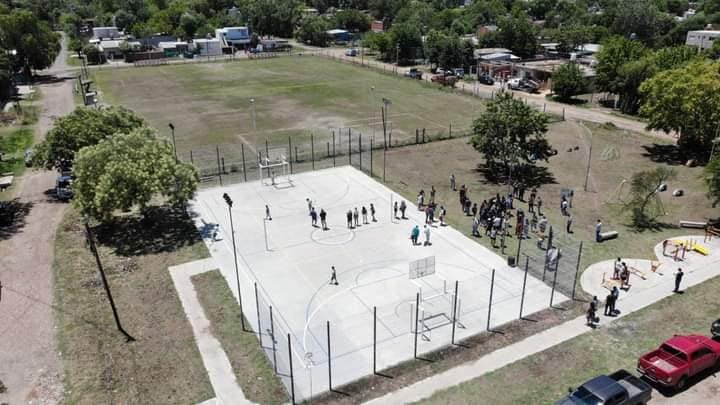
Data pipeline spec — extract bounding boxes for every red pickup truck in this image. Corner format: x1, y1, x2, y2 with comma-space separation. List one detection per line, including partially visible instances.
637, 334, 720, 390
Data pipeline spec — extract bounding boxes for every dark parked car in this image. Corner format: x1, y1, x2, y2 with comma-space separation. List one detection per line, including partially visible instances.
556, 370, 652, 405
712, 319, 720, 339
403, 68, 423, 80
478, 74, 494, 85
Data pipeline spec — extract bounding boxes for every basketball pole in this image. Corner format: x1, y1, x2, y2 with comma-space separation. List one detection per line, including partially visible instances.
263, 218, 269, 251
520, 256, 529, 319
413, 292, 420, 359
487, 269, 495, 331
451, 280, 459, 345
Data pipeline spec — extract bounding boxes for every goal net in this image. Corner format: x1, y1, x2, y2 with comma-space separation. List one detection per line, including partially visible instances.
258, 148, 291, 187
409, 256, 459, 341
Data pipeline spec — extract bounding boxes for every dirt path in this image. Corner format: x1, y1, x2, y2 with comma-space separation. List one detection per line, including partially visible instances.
0, 36, 75, 404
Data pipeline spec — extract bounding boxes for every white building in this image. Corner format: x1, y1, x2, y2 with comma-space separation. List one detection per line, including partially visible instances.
215, 27, 251, 48
93, 26, 120, 40
686, 30, 720, 50
192, 38, 223, 57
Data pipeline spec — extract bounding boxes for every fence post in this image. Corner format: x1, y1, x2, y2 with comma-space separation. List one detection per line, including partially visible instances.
327, 320, 332, 391
221, 156, 226, 174
516, 232, 523, 264
359, 134, 362, 171
416, 128, 419, 144
370, 136, 373, 176
413, 292, 420, 359
422, 128, 426, 143
311, 133, 315, 170
487, 269, 495, 331
254, 283, 262, 343
348, 130, 351, 165
288, 137, 293, 174
265, 139, 269, 159
327, 141, 330, 158
449, 122, 452, 138
241, 144, 247, 182
543, 103, 546, 113
373, 306, 377, 374
332, 131, 336, 167
216, 145, 223, 186
520, 256, 529, 319
270, 305, 277, 374
572, 241, 584, 300
562, 108, 565, 121
190, 150, 194, 165
451, 280, 459, 345
550, 253, 560, 307
287, 333, 295, 404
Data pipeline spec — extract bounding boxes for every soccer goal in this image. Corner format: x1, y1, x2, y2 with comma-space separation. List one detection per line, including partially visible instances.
409, 256, 458, 341
258, 148, 292, 187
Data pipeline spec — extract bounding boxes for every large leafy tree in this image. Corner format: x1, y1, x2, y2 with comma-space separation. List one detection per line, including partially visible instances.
250, 0, 303, 38
640, 60, 720, 157
470, 93, 552, 179
334, 9, 371, 33
607, 0, 674, 46
595, 36, 648, 113
705, 154, 720, 207
388, 22, 423, 64
552, 63, 586, 101
33, 106, 145, 169
497, 10, 538, 58
73, 127, 198, 222
0, 9, 61, 76
295, 16, 332, 47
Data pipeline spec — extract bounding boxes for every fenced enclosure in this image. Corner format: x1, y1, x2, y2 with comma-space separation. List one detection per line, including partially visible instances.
191, 166, 570, 403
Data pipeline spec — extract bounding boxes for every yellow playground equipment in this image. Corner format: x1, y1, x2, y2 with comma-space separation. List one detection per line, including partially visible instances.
671, 238, 710, 256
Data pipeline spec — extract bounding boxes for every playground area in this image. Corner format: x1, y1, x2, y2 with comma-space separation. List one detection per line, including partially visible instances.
189, 166, 567, 401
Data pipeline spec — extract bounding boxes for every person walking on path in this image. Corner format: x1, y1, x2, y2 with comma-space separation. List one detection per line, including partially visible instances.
320, 209, 327, 230
346, 210, 353, 229
370, 203, 376, 222
329, 266, 339, 285
587, 296, 598, 326
361, 206, 368, 224
393, 201, 399, 219
306, 198, 313, 214
353, 207, 360, 227
265, 205, 272, 221
439, 206, 446, 226
430, 186, 436, 205
529, 190, 536, 213
423, 225, 432, 246
310, 207, 318, 227
674, 268, 684, 293
604, 293, 613, 316
400, 200, 407, 219
536, 196, 543, 215
566, 215, 573, 233
595, 219, 603, 242
411, 225, 420, 245
450, 174, 456, 191
472, 216, 480, 237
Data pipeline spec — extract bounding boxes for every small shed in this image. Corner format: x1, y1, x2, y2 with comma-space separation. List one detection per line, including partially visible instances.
326, 29, 352, 43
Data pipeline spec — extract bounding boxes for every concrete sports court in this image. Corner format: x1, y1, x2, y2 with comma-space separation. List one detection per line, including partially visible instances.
190, 165, 566, 401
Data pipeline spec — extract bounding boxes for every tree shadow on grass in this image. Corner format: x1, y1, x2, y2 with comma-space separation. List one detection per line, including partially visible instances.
0, 199, 33, 241
642, 144, 691, 165
475, 163, 557, 188
94, 206, 200, 256
624, 220, 680, 233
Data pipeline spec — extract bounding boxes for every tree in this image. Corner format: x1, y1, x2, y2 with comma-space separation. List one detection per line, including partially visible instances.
33, 106, 145, 169
625, 167, 676, 228
73, 127, 198, 222
334, 9, 371, 32
83, 44, 103, 65
470, 93, 552, 181
0, 10, 61, 77
388, 22, 423, 64
295, 16, 332, 47
704, 154, 720, 207
552, 63, 586, 101
595, 36, 648, 113
251, 0, 303, 37
640, 60, 720, 156
497, 10, 538, 58
608, 0, 674, 46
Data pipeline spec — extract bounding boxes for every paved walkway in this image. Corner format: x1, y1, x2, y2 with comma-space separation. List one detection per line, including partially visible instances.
365, 234, 720, 404
169, 258, 254, 405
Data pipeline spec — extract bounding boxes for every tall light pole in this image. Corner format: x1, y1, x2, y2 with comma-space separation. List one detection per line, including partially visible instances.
168, 123, 177, 163
250, 98, 256, 131
223, 193, 246, 331
382, 98, 392, 149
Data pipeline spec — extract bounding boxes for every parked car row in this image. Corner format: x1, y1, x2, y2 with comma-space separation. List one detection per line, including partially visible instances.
556, 320, 720, 405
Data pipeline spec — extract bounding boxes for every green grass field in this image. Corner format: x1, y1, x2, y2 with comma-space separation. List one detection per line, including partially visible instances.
93, 56, 483, 170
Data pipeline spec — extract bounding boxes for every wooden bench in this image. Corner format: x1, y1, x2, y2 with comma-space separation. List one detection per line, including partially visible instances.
599, 231, 619, 241
680, 220, 707, 229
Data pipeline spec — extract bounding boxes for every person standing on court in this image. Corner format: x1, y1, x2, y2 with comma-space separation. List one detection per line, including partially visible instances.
430, 186, 436, 205
423, 225, 431, 246
306, 198, 313, 213
393, 201, 399, 219
450, 174, 456, 191
329, 266, 338, 285
400, 200, 407, 219
265, 205, 272, 221
595, 219, 603, 242
536, 196, 543, 215
361, 206, 368, 224
320, 209, 327, 230
353, 207, 360, 227
346, 209, 353, 228
411, 225, 420, 245
566, 214, 573, 233
310, 207, 318, 227
674, 268, 684, 292
604, 293, 613, 316
370, 203, 376, 222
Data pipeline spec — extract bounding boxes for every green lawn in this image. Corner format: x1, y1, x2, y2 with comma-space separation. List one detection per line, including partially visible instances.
0, 90, 40, 201
92, 56, 483, 170
192, 270, 287, 404
54, 207, 214, 403
420, 275, 720, 404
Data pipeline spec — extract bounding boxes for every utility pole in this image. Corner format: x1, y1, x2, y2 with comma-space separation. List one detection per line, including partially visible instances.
84, 222, 135, 342
223, 193, 246, 331
168, 123, 177, 163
